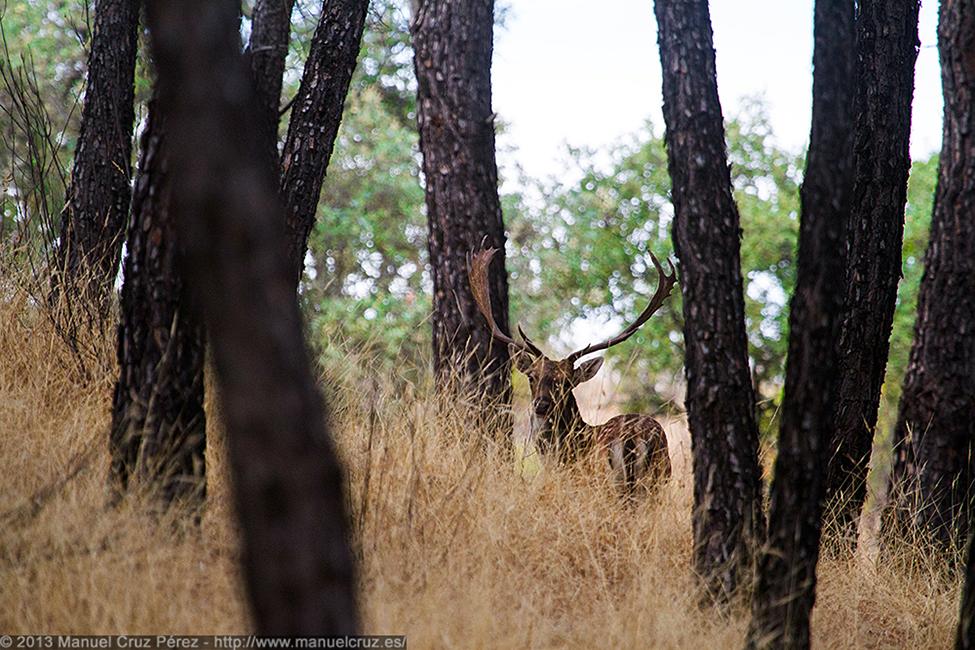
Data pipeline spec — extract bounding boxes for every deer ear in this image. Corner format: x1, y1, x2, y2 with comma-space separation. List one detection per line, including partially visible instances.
510, 346, 535, 375
573, 357, 603, 384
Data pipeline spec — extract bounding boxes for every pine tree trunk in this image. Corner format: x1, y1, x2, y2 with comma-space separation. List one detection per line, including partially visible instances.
55, 0, 139, 311
146, 0, 358, 632
745, 0, 854, 645
280, 0, 370, 284
411, 0, 511, 406
247, 0, 297, 171
889, 0, 975, 550
825, 0, 920, 544
109, 97, 207, 509
653, 0, 765, 602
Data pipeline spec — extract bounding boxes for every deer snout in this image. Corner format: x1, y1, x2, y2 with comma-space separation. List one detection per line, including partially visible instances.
533, 397, 552, 416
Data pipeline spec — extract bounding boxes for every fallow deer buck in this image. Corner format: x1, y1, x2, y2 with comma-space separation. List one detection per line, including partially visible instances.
468, 248, 676, 495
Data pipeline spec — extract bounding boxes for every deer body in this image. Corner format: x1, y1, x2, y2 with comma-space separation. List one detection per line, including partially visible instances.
516, 353, 671, 494
468, 248, 677, 496
598, 414, 671, 492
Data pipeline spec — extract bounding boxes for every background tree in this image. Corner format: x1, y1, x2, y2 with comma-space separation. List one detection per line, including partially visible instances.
889, 0, 975, 550
411, 0, 511, 405
147, 0, 358, 631
653, 0, 765, 601
825, 0, 920, 543
746, 0, 854, 645
108, 0, 369, 513
109, 0, 296, 512
109, 96, 207, 509
53, 0, 138, 311
0, 0, 90, 144
247, 0, 296, 170
872, 155, 937, 444
280, 0, 370, 283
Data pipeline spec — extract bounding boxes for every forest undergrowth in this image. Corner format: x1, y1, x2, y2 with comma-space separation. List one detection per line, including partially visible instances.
0, 285, 959, 648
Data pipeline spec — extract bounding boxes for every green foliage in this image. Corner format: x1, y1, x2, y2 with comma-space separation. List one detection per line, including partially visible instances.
727, 100, 802, 392
508, 100, 802, 427
0, 2, 81, 256
0, 0, 152, 254
0, 0, 89, 128
0, 0, 155, 146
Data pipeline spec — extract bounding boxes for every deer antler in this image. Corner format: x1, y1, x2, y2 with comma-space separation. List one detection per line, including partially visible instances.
565, 252, 677, 363
517, 323, 544, 356
467, 248, 537, 355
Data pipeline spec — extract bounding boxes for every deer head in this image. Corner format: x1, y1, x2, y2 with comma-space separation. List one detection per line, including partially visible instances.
467, 248, 677, 457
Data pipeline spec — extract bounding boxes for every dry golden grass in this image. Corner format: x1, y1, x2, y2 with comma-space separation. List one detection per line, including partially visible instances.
0, 285, 961, 648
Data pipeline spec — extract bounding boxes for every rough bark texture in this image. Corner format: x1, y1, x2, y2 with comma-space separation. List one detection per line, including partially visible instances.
653, 0, 765, 602
411, 0, 511, 404
959, 534, 975, 649
55, 0, 139, 309
889, 0, 975, 550
246, 0, 297, 170
146, 0, 358, 633
745, 1, 855, 646
280, 0, 369, 283
824, 0, 919, 546
109, 98, 207, 508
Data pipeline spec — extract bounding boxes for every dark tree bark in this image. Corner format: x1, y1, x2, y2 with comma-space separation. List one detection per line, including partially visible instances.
280, 0, 370, 283
824, 0, 920, 544
958, 534, 975, 649
653, 0, 765, 602
109, 97, 207, 509
246, 0, 297, 170
411, 0, 511, 405
146, 0, 358, 633
55, 0, 139, 310
745, 1, 855, 646
889, 0, 975, 550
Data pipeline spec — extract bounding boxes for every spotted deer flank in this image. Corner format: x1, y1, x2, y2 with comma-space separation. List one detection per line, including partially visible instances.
468, 248, 676, 496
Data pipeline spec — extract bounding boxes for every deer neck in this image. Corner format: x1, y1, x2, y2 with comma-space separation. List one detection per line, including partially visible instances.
550, 391, 592, 449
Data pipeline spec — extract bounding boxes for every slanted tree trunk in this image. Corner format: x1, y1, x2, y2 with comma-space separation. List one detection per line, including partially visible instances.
280, 0, 370, 283
247, 0, 297, 170
109, 96, 207, 509
55, 0, 139, 311
745, 0, 855, 646
653, 0, 765, 602
889, 0, 975, 550
825, 0, 920, 545
146, 0, 358, 632
411, 0, 511, 406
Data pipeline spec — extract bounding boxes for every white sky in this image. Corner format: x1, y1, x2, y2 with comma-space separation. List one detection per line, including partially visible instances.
492, 0, 943, 184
